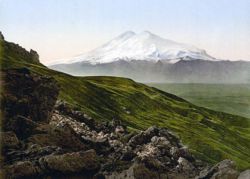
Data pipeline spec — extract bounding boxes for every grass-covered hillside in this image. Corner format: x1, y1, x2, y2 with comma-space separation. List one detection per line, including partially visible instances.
1, 37, 250, 170
148, 83, 250, 119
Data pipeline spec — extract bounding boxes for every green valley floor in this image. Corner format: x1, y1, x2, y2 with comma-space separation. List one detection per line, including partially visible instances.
147, 83, 250, 119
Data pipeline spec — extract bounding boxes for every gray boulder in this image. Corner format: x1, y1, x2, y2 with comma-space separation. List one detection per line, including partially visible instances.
128, 126, 159, 147
197, 159, 239, 179
238, 170, 250, 179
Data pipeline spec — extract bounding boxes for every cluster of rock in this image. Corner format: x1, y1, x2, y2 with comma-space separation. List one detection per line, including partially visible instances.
0, 68, 249, 178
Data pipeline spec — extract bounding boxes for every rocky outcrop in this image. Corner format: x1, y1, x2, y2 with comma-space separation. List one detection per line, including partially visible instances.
29, 49, 39, 63
1, 68, 59, 135
2, 37, 41, 64
48, 108, 206, 178
54, 100, 121, 133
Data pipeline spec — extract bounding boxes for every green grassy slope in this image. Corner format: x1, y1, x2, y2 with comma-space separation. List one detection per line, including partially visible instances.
147, 83, 250, 119
1, 39, 250, 170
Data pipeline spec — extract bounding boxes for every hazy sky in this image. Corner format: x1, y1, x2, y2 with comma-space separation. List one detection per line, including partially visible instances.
1, 0, 250, 64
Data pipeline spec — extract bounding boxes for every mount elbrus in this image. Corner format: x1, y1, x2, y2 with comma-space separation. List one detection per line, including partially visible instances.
50, 31, 250, 83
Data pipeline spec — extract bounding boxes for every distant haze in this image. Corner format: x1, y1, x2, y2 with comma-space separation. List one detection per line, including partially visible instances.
1, 0, 250, 64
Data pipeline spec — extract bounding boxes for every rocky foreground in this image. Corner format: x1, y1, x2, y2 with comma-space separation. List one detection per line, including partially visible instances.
0, 68, 249, 178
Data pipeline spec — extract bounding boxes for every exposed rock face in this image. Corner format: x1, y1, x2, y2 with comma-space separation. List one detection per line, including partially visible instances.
1, 68, 59, 133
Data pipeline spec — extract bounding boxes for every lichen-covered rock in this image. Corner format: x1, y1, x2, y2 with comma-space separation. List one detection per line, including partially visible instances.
238, 169, 250, 179
144, 126, 159, 137
128, 126, 159, 148
115, 126, 125, 134
39, 149, 100, 174
197, 159, 239, 179
50, 111, 112, 154
55, 100, 97, 130
151, 136, 171, 149
177, 157, 195, 173
142, 157, 164, 171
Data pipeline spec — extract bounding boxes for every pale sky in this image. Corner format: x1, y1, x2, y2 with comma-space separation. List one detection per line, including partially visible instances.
1, 0, 250, 64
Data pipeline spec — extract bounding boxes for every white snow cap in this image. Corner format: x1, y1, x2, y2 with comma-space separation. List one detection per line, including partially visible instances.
67, 31, 215, 64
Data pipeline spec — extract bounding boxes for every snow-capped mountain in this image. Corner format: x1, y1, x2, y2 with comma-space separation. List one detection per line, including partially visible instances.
65, 31, 215, 64
50, 31, 250, 83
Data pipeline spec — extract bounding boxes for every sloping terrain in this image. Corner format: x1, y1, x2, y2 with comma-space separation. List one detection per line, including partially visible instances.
1, 36, 250, 170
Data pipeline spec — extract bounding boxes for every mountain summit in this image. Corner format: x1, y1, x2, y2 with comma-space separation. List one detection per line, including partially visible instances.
66, 31, 215, 64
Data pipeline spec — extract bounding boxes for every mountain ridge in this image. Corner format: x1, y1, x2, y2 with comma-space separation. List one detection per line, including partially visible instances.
50, 59, 250, 83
